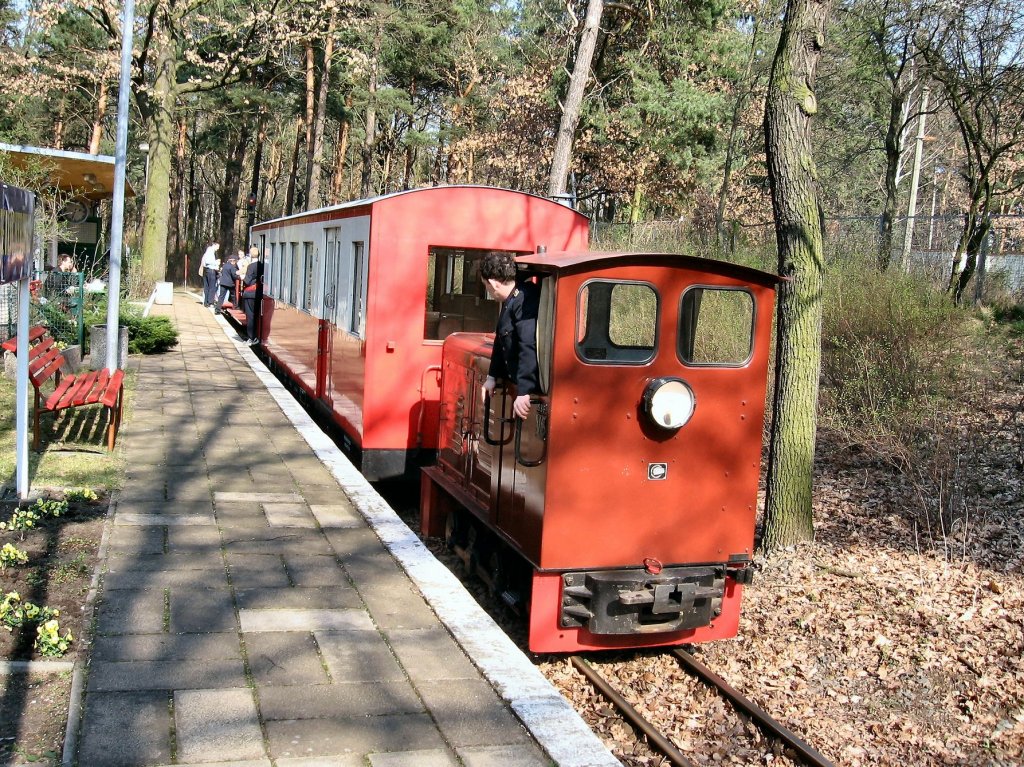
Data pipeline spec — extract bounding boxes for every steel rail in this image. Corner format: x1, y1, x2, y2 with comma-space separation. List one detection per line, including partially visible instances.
672, 649, 836, 767
570, 656, 697, 767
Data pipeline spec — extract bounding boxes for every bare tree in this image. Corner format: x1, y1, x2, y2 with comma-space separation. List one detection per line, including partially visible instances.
919, 0, 1024, 302
548, 0, 603, 199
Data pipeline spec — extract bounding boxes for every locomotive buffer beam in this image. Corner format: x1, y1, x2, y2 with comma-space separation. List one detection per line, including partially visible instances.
561, 566, 726, 635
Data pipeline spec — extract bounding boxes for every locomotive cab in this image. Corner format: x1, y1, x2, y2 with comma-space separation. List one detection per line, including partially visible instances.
421, 252, 778, 653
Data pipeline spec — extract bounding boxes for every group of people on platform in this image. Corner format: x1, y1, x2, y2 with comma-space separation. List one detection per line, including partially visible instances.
198, 242, 261, 345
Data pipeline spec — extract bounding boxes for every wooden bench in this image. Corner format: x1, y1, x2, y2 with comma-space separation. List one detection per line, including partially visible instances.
2, 325, 124, 451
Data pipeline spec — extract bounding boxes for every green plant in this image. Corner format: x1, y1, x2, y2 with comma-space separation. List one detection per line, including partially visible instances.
0, 543, 29, 570
83, 299, 179, 355
0, 592, 58, 630
34, 618, 73, 657
0, 507, 42, 534
30, 498, 68, 518
65, 487, 99, 503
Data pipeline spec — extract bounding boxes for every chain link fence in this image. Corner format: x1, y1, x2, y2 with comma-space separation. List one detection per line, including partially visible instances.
0, 271, 85, 348
591, 214, 1024, 301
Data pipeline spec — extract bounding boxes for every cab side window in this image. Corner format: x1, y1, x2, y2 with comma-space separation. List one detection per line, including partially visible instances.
679, 287, 754, 366
576, 280, 658, 364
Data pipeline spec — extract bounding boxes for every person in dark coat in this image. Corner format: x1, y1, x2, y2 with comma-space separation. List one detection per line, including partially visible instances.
241, 246, 261, 344
480, 251, 540, 419
215, 253, 239, 314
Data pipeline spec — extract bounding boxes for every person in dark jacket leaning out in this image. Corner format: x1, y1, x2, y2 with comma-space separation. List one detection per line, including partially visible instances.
480, 251, 540, 419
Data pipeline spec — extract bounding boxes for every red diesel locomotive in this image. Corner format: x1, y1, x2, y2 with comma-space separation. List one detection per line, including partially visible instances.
420, 251, 778, 653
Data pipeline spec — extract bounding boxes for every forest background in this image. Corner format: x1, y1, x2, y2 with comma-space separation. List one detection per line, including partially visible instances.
0, 0, 1022, 543
0, 0, 1021, 294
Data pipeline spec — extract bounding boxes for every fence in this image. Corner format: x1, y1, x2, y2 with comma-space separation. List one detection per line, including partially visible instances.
590, 214, 1024, 300
0, 271, 86, 348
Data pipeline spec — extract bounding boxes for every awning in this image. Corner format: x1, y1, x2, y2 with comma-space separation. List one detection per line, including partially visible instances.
0, 143, 135, 201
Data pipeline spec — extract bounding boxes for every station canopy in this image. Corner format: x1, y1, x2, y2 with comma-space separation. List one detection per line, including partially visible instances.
0, 143, 134, 201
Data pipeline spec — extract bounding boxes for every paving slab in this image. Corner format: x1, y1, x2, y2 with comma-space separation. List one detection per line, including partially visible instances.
90, 632, 242, 662
384, 627, 482, 682
368, 750, 459, 767
87, 658, 248, 691
416, 678, 534, 748
244, 631, 329, 686
175, 688, 266, 762
313, 630, 407, 683
265, 713, 446, 760
457, 744, 552, 767
239, 608, 374, 633
234, 586, 361, 611
77, 691, 172, 767
257, 680, 423, 720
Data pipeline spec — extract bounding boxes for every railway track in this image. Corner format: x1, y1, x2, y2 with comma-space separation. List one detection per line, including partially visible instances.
570, 650, 836, 767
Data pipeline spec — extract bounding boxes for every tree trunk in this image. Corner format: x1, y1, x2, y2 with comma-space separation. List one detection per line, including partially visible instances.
877, 88, 906, 270
303, 40, 315, 194
89, 76, 108, 154
308, 21, 335, 209
247, 117, 265, 238
360, 29, 381, 199
168, 116, 188, 283
285, 115, 303, 216
761, 0, 833, 552
548, 0, 603, 199
139, 35, 178, 284
218, 125, 249, 254
330, 96, 353, 204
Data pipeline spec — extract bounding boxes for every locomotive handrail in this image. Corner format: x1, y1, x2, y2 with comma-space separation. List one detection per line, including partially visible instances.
482, 389, 515, 446
514, 398, 548, 467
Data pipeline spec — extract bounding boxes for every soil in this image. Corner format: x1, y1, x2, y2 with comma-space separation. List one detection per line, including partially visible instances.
0, 496, 106, 766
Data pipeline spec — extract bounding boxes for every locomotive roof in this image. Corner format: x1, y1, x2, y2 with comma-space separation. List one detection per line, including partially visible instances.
517, 251, 781, 287
252, 185, 588, 228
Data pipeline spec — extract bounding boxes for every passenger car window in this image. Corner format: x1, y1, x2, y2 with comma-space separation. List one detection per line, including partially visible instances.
576, 281, 657, 364
679, 287, 754, 365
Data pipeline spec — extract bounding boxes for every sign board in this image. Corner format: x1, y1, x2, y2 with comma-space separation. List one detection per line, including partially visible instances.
0, 184, 35, 284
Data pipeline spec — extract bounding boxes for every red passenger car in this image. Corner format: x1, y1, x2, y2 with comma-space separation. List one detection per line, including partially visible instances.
421, 251, 779, 653
250, 186, 589, 479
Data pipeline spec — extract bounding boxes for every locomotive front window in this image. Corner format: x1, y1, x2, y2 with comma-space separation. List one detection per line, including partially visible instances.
576, 280, 657, 364
678, 287, 754, 366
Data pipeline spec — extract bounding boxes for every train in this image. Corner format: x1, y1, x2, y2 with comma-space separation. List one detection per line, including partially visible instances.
250, 186, 779, 653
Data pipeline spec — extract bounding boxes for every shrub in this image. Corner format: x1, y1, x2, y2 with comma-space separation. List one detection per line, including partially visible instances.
819, 253, 974, 457
83, 299, 179, 355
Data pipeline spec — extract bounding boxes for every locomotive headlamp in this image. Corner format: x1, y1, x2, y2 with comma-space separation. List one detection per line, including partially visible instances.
641, 377, 696, 430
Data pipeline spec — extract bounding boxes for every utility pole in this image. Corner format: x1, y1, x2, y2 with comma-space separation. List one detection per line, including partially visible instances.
900, 86, 929, 270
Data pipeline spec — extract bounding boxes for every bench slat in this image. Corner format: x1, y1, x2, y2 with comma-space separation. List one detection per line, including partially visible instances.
28, 336, 56, 364
43, 375, 79, 411
1, 325, 46, 353
99, 369, 125, 408
57, 371, 100, 410
76, 369, 108, 406
30, 348, 65, 387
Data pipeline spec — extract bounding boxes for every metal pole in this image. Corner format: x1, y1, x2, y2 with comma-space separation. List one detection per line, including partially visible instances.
900, 86, 929, 271
15, 276, 30, 498
105, 0, 135, 371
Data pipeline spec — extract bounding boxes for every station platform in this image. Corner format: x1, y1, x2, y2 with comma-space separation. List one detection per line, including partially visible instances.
68, 291, 619, 767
